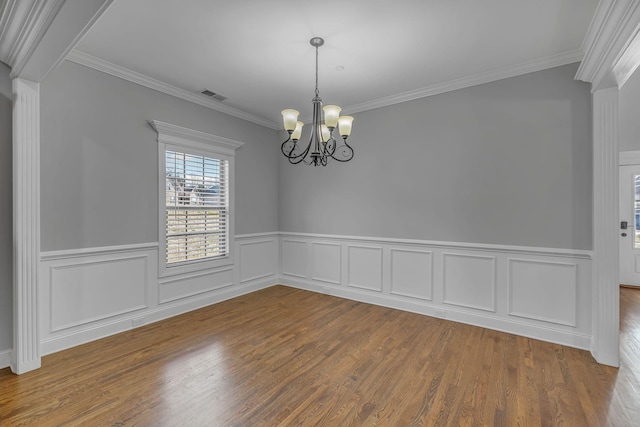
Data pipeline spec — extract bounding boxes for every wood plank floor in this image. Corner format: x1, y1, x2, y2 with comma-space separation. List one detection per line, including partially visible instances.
1, 285, 639, 426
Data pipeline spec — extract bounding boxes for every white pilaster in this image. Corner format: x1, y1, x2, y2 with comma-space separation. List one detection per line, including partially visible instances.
591, 87, 620, 367
11, 78, 41, 374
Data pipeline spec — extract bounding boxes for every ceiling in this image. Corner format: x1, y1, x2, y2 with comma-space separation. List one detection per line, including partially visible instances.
73, 0, 599, 129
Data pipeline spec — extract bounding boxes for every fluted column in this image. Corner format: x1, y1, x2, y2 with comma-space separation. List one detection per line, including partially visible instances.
591, 87, 620, 367
11, 78, 41, 374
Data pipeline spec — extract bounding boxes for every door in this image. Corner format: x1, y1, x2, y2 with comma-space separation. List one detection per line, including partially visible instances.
619, 165, 640, 286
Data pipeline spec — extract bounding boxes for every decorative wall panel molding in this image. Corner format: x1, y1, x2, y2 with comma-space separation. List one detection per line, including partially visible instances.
508, 259, 577, 326
390, 248, 433, 301
347, 245, 383, 292
49, 255, 148, 331
279, 232, 592, 350
158, 267, 233, 304
239, 239, 277, 283
39, 234, 279, 357
33, 231, 591, 364
281, 239, 307, 278
312, 242, 342, 285
442, 253, 496, 312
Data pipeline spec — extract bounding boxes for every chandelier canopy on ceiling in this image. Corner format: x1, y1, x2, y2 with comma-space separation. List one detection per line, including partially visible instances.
280, 37, 354, 166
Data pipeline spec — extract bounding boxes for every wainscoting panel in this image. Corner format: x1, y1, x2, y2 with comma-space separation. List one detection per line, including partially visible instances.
508, 259, 577, 326
312, 242, 342, 285
347, 245, 383, 292
31, 232, 590, 367
239, 239, 277, 283
390, 248, 433, 301
281, 239, 308, 278
159, 268, 234, 304
279, 232, 592, 350
39, 234, 279, 357
49, 255, 148, 331
39, 244, 158, 355
443, 253, 496, 312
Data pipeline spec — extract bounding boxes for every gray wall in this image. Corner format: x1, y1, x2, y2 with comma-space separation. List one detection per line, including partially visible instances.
1, 60, 592, 357
279, 63, 592, 250
40, 61, 279, 251
620, 67, 640, 151
0, 63, 12, 353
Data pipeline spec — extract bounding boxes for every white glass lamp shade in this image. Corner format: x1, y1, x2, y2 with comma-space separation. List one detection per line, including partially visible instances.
323, 105, 341, 128
320, 124, 331, 142
281, 109, 300, 132
338, 116, 354, 138
291, 121, 304, 140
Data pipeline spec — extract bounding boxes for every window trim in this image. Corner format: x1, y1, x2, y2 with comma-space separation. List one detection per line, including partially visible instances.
151, 120, 244, 278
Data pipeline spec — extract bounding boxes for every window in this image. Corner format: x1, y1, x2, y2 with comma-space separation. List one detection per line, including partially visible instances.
165, 150, 228, 264
152, 120, 243, 276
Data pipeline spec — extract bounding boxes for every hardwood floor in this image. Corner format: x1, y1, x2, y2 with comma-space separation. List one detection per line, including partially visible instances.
1, 285, 639, 426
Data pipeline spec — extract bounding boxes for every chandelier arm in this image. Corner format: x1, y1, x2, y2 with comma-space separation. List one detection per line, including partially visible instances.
281, 136, 313, 164
323, 135, 337, 157
287, 144, 312, 164
280, 135, 293, 155
328, 138, 354, 162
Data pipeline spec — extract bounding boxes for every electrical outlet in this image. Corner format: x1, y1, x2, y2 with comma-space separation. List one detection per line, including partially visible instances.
131, 317, 145, 327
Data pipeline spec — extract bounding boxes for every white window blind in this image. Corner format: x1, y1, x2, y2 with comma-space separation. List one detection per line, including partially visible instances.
165, 149, 229, 265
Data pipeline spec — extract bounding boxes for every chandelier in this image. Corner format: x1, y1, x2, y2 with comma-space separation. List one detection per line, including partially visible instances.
281, 37, 354, 166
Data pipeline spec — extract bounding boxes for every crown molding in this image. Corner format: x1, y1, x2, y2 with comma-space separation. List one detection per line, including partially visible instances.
0, 0, 65, 76
576, 0, 640, 90
344, 50, 584, 115
66, 50, 280, 130
70, 47, 582, 128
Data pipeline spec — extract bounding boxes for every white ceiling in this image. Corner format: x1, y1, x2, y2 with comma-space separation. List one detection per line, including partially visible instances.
74, 0, 599, 128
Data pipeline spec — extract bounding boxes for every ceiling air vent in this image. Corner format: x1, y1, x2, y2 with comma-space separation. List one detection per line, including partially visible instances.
199, 89, 227, 101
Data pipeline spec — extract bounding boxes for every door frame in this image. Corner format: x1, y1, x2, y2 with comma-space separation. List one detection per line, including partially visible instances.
618, 153, 640, 286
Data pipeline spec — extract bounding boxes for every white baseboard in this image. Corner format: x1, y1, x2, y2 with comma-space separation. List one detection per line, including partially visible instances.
282, 278, 591, 350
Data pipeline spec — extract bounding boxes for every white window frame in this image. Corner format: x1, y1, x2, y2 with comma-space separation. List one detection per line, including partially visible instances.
151, 120, 243, 277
